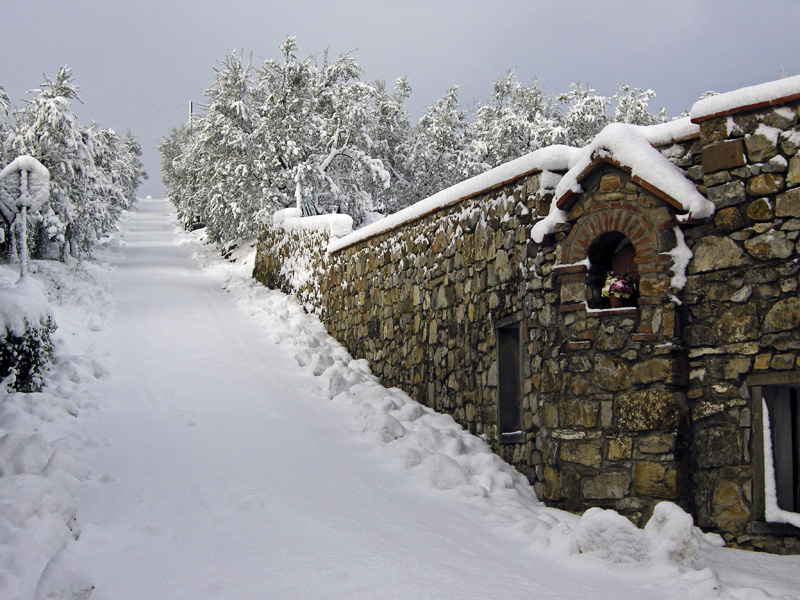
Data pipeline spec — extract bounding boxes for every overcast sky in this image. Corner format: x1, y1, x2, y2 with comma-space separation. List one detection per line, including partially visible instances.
3, 0, 799, 198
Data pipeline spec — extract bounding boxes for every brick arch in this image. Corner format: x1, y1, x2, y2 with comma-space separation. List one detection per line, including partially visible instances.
562, 203, 660, 268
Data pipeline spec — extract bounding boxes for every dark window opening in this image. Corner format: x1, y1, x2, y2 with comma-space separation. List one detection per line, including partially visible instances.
586, 231, 639, 309
497, 323, 521, 436
764, 386, 800, 514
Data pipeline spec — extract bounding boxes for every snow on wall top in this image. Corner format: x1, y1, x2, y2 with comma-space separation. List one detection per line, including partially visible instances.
532, 119, 713, 243
690, 74, 800, 121
328, 145, 580, 254
273, 207, 354, 238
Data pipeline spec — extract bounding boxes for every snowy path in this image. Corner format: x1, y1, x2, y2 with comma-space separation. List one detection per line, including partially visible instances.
67, 199, 789, 600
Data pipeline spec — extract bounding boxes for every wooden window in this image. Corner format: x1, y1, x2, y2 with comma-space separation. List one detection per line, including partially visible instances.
497, 322, 522, 438
764, 385, 800, 513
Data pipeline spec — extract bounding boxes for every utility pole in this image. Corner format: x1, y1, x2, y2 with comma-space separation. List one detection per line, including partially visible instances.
189, 101, 193, 134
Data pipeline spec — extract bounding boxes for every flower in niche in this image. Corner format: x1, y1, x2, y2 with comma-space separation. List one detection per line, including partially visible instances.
602, 272, 638, 299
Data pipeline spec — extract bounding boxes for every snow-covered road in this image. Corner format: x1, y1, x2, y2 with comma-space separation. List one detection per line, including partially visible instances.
65, 199, 799, 600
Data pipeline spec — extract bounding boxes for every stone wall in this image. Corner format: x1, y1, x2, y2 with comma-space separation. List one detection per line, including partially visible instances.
682, 99, 800, 552
254, 91, 800, 553
320, 173, 546, 478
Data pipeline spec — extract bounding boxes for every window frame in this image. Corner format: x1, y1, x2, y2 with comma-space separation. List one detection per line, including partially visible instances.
748, 372, 800, 535
495, 313, 525, 444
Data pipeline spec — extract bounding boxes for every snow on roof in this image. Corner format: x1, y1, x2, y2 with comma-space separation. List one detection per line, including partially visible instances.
690, 74, 800, 122
532, 120, 713, 243
328, 145, 580, 254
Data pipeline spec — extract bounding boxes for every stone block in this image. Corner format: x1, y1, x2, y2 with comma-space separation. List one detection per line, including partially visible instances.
561, 397, 598, 428
776, 188, 800, 217
688, 237, 746, 273
639, 432, 676, 454
607, 436, 632, 460
614, 389, 679, 432
787, 155, 800, 187
711, 480, 750, 532
702, 139, 745, 173
632, 358, 674, 385
770, 353, 796, 370
694, 425, 741, 468
747, 173, 784, 196
714, 206, 745, 231
746, 198, 774, 221
582, 472, 632, 499
745, 230, 794, 260
633, 461, 678, 498
600, 174, 622, 191
714, 303, 758, 343
745, 130, 779, 163
594, 355, 630, 392
542, 465, 561, 500
764, 297, 800, 333
754, 353, 772, 370
700, 119, 728, 144
707, 180, 747, 209
560, 441, 602, 467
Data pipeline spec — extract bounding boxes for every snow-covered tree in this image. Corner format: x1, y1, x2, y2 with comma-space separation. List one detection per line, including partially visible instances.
613, 83, 666, 126
361, 77, 413, 216
470, 71, 565, 168
402, 85, 478, 204
252, 37, 392, 227
0, 156, 50, 276
180, 50, 264, 242
1, 68, 147, 259
8, 68, 104, 257
557, 82, 610, 148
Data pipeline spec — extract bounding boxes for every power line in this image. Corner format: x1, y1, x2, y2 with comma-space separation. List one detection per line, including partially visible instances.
97, 102, 191, 127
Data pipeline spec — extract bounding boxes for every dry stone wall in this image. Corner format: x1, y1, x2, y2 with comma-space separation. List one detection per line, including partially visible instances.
683, 99, 800, 553
320, 173, 545, 478
254, 92, 800, 553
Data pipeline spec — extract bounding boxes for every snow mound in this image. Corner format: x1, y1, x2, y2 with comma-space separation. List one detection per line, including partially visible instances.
1, 257, 111, 599
0, 269, 53, 337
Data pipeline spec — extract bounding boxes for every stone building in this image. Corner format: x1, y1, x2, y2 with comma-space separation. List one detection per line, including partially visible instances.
254, 76, 800, 553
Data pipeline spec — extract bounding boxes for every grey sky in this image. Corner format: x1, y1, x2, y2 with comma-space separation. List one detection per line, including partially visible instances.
2, 0, 799, 198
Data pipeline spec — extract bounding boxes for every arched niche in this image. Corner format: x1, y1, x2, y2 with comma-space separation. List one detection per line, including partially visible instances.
586, 231, 639, 309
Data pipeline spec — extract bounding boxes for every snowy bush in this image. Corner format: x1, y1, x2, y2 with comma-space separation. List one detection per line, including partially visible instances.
0, 271, 56, 392
0, 317, 56, 392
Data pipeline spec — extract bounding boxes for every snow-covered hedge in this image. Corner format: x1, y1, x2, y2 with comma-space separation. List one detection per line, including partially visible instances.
0, 270, 56, 392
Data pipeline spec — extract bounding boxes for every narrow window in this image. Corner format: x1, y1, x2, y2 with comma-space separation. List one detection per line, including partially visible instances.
764, 386, 800, 514
497, 323, 521, 436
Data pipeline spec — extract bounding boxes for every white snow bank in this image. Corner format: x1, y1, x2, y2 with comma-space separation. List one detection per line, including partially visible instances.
0, 266, 53, 337
532, 121, 714, 243
1, 258, 111, 600
329, 145, 580, 253
691, 75, 800, 120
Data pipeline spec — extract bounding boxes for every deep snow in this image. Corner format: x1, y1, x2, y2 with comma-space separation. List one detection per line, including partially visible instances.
3, 198, 800, 599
